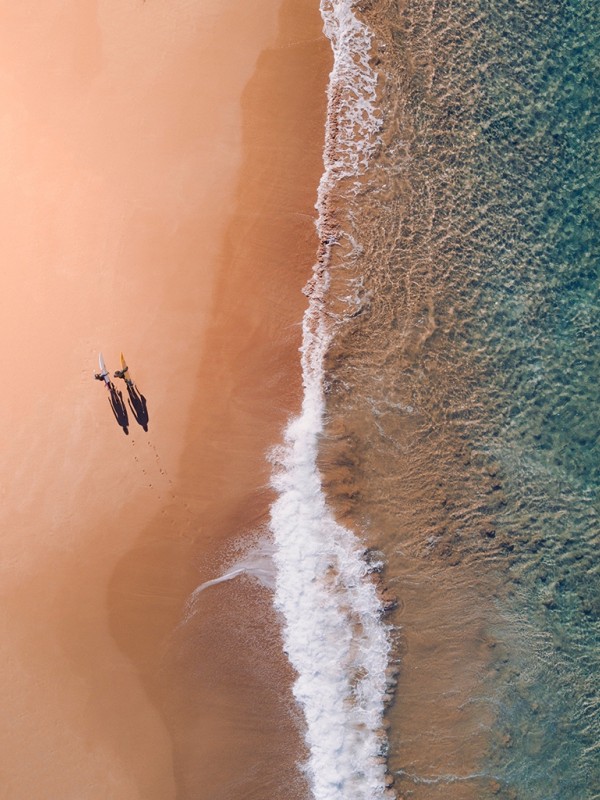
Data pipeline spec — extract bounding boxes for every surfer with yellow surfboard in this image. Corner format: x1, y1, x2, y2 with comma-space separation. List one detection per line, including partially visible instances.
114, 353, 134, 388
113, 353, 149, 431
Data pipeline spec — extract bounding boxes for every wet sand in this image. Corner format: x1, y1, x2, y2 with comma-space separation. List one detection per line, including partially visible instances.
0, 1, 329, 797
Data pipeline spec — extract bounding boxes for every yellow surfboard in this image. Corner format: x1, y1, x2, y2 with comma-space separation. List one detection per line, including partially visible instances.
120, 352, 133, 384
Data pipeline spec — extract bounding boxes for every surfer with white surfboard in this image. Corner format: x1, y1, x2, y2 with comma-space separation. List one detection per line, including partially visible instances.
94, 353, 130, 434
94, 353, 112, 388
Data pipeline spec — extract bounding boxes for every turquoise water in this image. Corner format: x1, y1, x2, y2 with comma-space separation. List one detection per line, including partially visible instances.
320, 0, 599, 796
407, 0, 600, 794
462, 1, 600, 796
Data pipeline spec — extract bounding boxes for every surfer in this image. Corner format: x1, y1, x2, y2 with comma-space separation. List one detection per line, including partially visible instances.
114, 353, 135, 388
114, 365, 134, 387
94, 370, 111, 388
95, 353, 112, 388
113, 353, 148, 430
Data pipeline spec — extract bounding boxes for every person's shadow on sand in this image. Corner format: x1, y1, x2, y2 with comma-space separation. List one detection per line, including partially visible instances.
108, 383, 129, 435
126, 384, 149, 432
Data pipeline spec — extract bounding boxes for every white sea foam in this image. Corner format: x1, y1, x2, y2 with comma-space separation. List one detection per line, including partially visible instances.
269, 3, 391, 799
319, 0, 381, 186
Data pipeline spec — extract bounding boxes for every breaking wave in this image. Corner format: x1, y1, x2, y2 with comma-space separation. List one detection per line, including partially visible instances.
268, 3, 392, 799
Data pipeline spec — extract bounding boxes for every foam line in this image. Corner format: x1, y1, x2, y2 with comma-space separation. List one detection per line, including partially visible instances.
268, 3, 391, 798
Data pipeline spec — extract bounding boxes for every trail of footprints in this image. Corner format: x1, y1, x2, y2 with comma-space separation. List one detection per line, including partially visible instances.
131, 438, 173, 494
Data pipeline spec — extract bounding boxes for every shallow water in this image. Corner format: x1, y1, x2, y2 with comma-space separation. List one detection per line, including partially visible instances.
310, 0, 599, 797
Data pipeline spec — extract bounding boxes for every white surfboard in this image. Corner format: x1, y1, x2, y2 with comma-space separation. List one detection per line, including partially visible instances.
98, 352, 108, 377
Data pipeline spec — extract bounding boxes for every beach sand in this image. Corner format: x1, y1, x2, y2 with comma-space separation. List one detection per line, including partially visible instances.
0, 1, 329, 797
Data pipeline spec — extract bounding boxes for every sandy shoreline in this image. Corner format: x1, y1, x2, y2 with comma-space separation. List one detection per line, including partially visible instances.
0, 1, 329, 797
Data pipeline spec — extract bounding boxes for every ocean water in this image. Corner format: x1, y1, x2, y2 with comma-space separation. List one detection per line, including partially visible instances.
267, 0, 599, 799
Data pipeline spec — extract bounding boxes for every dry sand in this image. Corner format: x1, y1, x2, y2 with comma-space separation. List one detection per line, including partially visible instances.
0, 1, 330, 797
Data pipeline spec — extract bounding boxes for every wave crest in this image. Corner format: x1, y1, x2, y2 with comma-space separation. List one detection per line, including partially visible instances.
269, 3, 392, 799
